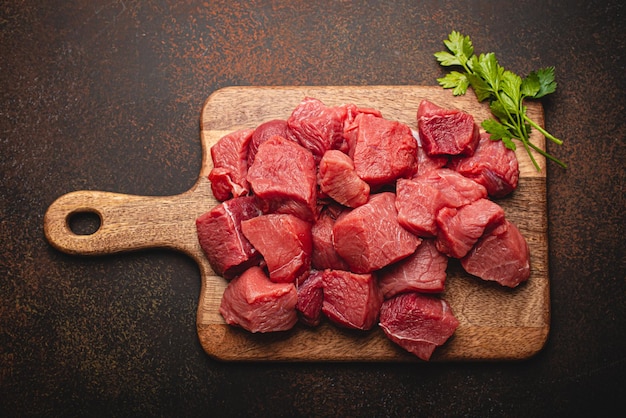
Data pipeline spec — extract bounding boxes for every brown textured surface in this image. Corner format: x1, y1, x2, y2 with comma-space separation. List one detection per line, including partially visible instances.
1, 0, 625, 416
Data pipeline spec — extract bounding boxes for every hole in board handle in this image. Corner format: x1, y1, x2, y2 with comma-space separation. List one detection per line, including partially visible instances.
67, 210, 102, 236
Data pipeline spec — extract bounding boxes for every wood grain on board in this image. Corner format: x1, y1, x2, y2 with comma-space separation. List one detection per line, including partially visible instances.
44, 86, 549, 362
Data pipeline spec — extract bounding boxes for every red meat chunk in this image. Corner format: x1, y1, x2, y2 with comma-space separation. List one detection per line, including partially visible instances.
461, 220, 530, 288
321, 269, 383, 331
247, 135, 317, 221
435, 198, 506, 258
310, 206, 350, 271
448, 132, 520, 198
296, 270, 324, 326
418, 100, 480, 157
287, 97, 349, 161
342, 104, 383, 154
318, 150, 370, 208
417, 99, 458, 119
416, 144, 448, 177
241, 213, 312, 284
347, 113, 418, 188
379, 292, 459, 361
196, 196, 262, 279
396, 169, 487, 237
333, 192, 422, 273
208, 128, 254, 201
247, 119, 297, 166
395, 178, 444, 237
419, 168, 488, 208
219, 266, 298, 333
378, 239, 448, 298
344, 103, 383, 124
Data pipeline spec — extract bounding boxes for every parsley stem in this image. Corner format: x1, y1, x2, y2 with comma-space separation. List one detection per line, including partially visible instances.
502, 119, 526, 146
520, 138, 540, 171
524, 115, 564, 145
527, 139, 568, 169
503, 118, 567, 169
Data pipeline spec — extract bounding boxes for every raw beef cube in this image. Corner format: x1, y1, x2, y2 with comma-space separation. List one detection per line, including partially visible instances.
247, 135, 317, 221
247, 119, 297, 166
219, 266, 298, 333
287, 97, 348, 161
461, 220, 530, 288
333, 192, 422, 273
395, 169, 486, 238
321, 269, 383, 331
196, 196, 262, 279
435, 198, 506, 258
378, 239, 448, 298
448, 132, 520, 198
296, 270, 324, 326
395, 178, 443, 237
415, 143, 448, 177
208, 128, 254, 201
241, 213, 312, 284
418, 100, 480, 157
342, 104, 383, 154
311, 206, 350, 271
417, 99, 459, 119
318, 150, 370, 208
419, 168, 487, 208
344, 103, 383, 125
379, 292, 459, 361
348, 113, 418, 188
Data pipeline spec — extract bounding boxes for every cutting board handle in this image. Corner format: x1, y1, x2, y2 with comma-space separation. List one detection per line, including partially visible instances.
43, 185, 213, 257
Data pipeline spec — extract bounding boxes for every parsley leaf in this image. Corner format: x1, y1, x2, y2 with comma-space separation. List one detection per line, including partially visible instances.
437, 71, 470, 95
482, 119, 515, 149
530, 66, 557, 98
434, 31, 566, 170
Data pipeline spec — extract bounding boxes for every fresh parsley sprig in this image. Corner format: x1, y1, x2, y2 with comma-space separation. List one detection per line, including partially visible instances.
434, 31, 566, 170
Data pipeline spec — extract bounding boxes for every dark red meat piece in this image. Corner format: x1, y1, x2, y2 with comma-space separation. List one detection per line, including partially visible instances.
419, 168, 488, 208
318, 150, 370, 208
435, 198, 506, 258
310, 206, 350, 271
417, 99, 459, 119
461, 220, 530, 288
448, 132, 520, 198
379, 292, 459, 361
347, 113, 418, 188
418, 100, 480, 157
296, 270, 324, 326
342, 104, 383, 154
344, 103, 383, 122
247, 119, 297, 166
196, 196, 262, 279
208, 128, 254, 201
395, 178, 444, 238
247, 135, 317, 221
416, 144, 448, 177
395, 169, 487, 238
378, 239, 448, 298
287, 97, 349, 161
333, 192, 422, 273
219, 266, 298, 333
241, 213, 312, 284
321, 269, 383, 331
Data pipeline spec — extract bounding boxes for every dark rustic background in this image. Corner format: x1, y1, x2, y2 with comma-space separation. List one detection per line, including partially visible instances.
1, 1, 624, 416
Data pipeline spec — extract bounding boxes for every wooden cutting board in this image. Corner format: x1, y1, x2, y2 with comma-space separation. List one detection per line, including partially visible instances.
44, 86, 550, 362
